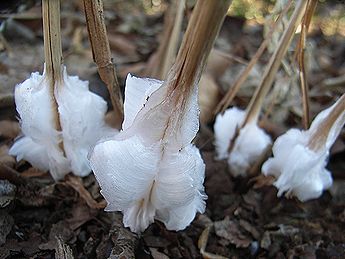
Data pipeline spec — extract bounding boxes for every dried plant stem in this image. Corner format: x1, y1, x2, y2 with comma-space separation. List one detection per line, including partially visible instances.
161, 0, 185, 78
243, 0, 308, 125
146, 0, 185, 79
297, 0, 317, 129
308, 94, 345, 151
42, 0, 64, 151
83, 0, 124, 122
215, 0, 293, 114
166, 0, 232, 98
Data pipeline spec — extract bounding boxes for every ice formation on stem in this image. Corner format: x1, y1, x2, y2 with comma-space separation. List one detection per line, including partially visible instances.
262, 94, 345, 202
89, 0, 231, 233
214, 107, 271, 177
9, 0, 113, 180
214, 0, 307, 177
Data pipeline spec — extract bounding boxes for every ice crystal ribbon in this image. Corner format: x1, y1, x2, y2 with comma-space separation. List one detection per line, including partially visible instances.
89, 74, 206, 233
9, 66, 113, 180
214, 107, 271, 177
262, 96, 345, 201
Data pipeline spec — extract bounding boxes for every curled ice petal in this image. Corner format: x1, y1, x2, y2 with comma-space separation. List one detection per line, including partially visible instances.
56, 67, 115, 177
262, 129, 332, 202
214, 107, 245, 160
262, 97, 345, 202
9, 71, 69, 180
9, 66, 114, 180
229, 122, 272, 177
214, 107, 271, 176
122, 74, 163, 130
89, 74, 206, 233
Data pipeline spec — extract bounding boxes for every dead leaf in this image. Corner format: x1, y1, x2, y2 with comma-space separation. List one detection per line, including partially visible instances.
65, 175, 105, 209
55, 238, 74, 259
150, 248, 170, 259
251, 174, 276, 189
66, 202, 97, 231
0, 212, 14, 246
39, 221, 75, 250
0, 179, 16, 208
198, 225, 228, 259
214, 217, 252, 248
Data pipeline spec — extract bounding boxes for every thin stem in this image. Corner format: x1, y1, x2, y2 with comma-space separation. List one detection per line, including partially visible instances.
146, 0, 185, 80
166, 0, 232, 99
161, 0, 185, 79
243, 0, 308, 125
297, 0, 317, 129
308, 94, 345, 151
83, 0, 124, 123
215, 0, 293, 115
43, 0, 63, 85
42, 0, 64, 151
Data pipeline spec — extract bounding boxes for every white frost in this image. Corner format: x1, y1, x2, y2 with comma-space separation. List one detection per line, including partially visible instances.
214, 107, 245, 160
9, 66, 113, 180
262, 99, 345, 202
214, 107, 272, 177
89, 74, 206, 233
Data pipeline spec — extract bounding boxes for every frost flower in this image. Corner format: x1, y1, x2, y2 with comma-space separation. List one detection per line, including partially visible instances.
262, 95, 345, 201
214, 107, 272, 177
89, 74, 206, 233
9, 66, 113, 180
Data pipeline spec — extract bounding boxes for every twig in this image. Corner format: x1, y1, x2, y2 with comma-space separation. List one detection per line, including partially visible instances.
83, 0, 124, 122
297, 0, 317, 129
215, 0, 293, 114
244, 0, 308, 125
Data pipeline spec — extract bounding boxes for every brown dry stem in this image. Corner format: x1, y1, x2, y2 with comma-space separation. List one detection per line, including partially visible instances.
297, 0, 317, 129
215, 0, 293, 115
42, 0, 64, 151
166, 0, 232, 101
244, 0, 308, 125
308, 94, 345, 151
83, 0, 124, 123
146, 0, 185, 79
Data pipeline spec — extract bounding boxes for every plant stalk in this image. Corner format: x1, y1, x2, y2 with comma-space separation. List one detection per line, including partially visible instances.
42, 0, 64, 152
243, 0, 308, 125
215, 0, 293, 114
297, 0, 317, 129
166, 0, 232, 98
83, 0, 124, 123
147, 0, 185, 80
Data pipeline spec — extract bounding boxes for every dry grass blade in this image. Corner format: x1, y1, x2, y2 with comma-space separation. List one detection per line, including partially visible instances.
244, 0, 308, 125
297, 0, 318, 129
215, 0, 293, 114
42, 0, 64, 152
83, 0, 124, 123
65, 175, 106, 209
